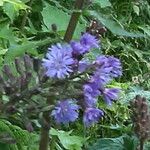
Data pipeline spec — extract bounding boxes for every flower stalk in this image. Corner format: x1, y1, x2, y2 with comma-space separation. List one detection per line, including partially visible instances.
64, 0, 85, 42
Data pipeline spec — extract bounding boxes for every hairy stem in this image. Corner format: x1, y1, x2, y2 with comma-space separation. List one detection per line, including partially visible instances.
64, 0, 85, 42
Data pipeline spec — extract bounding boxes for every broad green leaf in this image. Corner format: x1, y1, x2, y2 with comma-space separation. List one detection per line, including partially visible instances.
88, 135, 138, 150
42, 3, 70, 32
88, 11, 145, 38
42, 3, 86, 38
50, 128, 84, 150
94, 0, 111, 8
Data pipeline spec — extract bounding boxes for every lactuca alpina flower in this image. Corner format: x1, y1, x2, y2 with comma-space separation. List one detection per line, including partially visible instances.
95, 55, 122, 78
71, 33, 99, 56
102, 88, 121, 105
51, 100, 79, 124
83, 83, 100, 107
83, 108, 104, 127
42, 43, 74, 79
107, 56, 122, 77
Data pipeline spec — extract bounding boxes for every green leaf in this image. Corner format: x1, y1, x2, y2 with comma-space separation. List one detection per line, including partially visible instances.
50, 128, 84, 150
42, 3, 70, 32
139, 26, 150, 36
94, 0, 111, 8
42, 2, 86, 38
0, 23, 16, 44
88, 135, 138, 150
88, 11, 145, 38
133, 5, 140, 16
3, 0, 28, 9
3, 2, 18, 22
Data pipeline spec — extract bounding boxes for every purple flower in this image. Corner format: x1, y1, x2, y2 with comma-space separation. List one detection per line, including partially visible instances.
107, 56, 122, 77
90, 70, 111, 86
83, 83, 100, 107
42, 43, 74, 79
80, 33, 99, 49
83, 108, 104, 127
95, 55, 122, 78
51, 100, 79, 124
102, 88, 121, 105
71, 33, 99, 56
78, 60, 90, 73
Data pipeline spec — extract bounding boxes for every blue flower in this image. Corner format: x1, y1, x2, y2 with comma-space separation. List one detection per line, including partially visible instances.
95, 55, 122, 78
71, 33, 99, 56
102, 88, 121, 105
80, 33, 99, 49
78, 60, 90, 73
107, 56, 122, 77
83, 108, 104, 127
42, 43, 74, 79
83, 83, 100, 107
51, 100, 79, 124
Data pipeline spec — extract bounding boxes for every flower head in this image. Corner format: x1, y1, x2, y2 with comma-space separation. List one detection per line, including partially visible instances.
102, 88, 120, 105
83, 108, 104, 127
107, 56, 122, 77
42, 43, 74, 79
71, 33, 99, 56
83, 83, 100, 107
95, 56, 122, 78
51, 100, 79, 124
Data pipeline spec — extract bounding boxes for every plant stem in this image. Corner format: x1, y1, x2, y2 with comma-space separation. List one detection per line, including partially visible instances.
21, 0, 34, 31
39, 111, 51, 150
139, 140, 144, 150
39, 97, 54, 150
64, 0, 85, 42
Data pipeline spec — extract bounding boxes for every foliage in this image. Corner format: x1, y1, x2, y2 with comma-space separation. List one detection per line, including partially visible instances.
50, 128, 84, 150
0, 0, 150, 149
0, 119, 38, 150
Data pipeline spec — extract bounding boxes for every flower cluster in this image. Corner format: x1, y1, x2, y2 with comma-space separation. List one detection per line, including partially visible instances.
42, 33, 122, 127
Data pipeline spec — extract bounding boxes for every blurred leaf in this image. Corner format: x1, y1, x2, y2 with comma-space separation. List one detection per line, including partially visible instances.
50, 128, 84, 150
94, 0, 111, 8
42, 2, 85, 38
133, 5, 140, 16
42, 3, 70, 32
139, 26, 150, 36
3, 0, 28, 9
0, 0, 4, 6
88, 11, 145, 37
88, 135, 138, 150
3, 2, 18, 22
